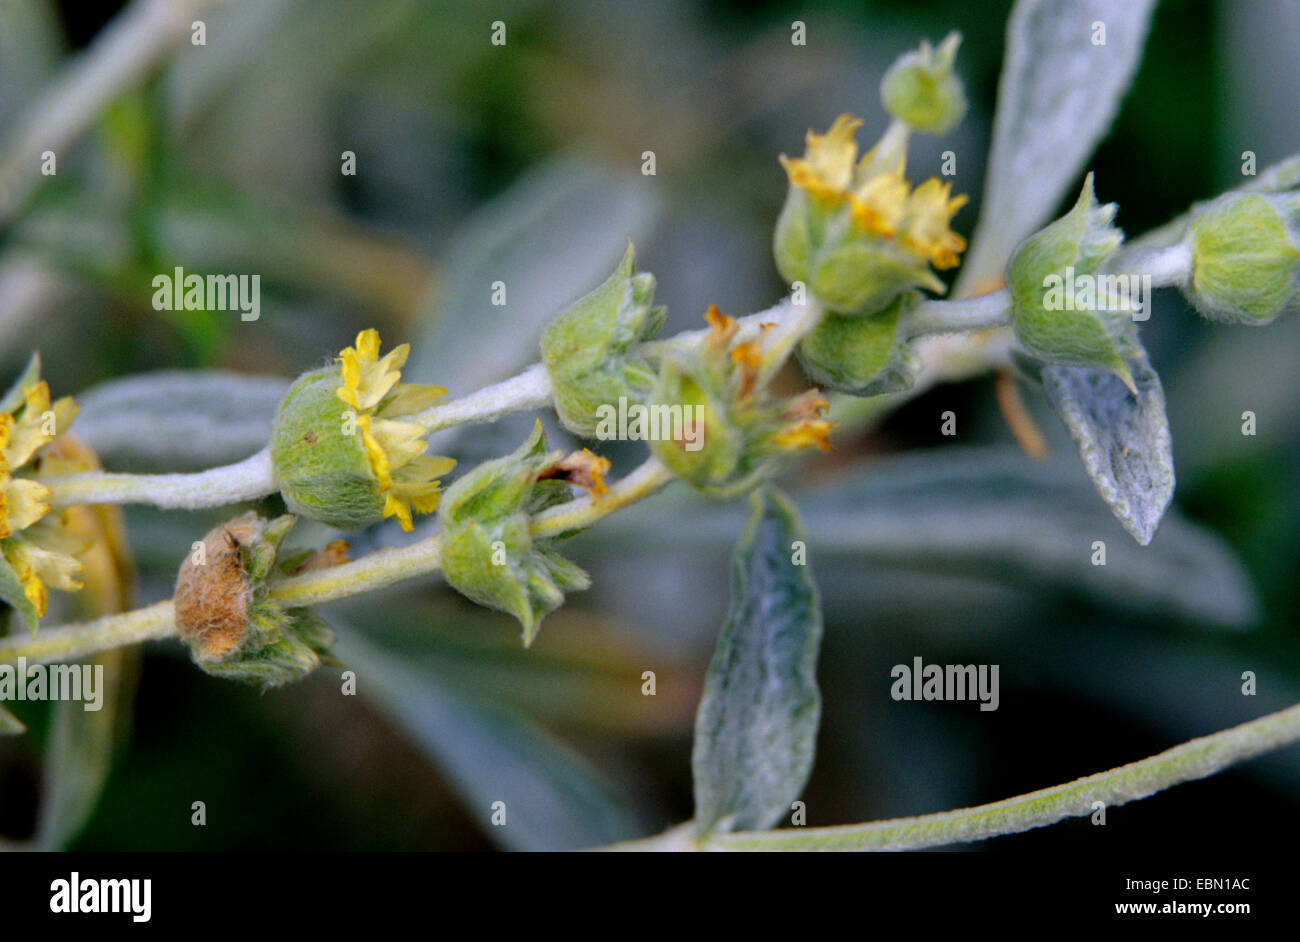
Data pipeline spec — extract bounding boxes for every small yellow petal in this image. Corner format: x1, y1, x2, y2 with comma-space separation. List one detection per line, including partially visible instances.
850, 170, 910, 237
22, 565, 48, 617
355, 414, 392, 491
901, 178, 969, 269
773, 419, 835, 453
380, 383, 447, 418
355, 329, 381, 363
1, 476, 51, 533
369, 418, 428, 471
382, 492, 414, 532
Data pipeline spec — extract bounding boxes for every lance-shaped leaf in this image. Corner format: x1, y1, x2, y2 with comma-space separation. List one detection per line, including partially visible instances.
957, 0, 1157, 295
692, 486, 823, 834
73, 370, 289, 472
1041, 349, 1173, 545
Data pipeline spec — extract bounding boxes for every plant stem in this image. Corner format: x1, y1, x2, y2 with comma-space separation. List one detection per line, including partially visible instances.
44, 449, 277, 509
532, 457, 673, 536
903, 289, 1012, 338
0, 601, 176, 665
608, 702, 1300, 851
4, 456, 675, 663
413, 363, 553, 434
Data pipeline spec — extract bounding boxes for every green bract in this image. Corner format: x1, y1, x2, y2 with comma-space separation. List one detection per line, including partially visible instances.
1183, 192, 1300, 325
438, 422, 590, 646
541, 243, 666, 437
880, 31, 967, 135
796, 293, 920, 395
270, 367, 387, 529
1006, 174, 1138, 388
173, 512, 339, 688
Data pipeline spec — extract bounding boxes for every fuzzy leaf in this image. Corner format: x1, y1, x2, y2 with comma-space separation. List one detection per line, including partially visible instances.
692, 486, 823, 834
957, 0, 1157, 294
73, 370, 289, 472
1042, 350, 1173, 545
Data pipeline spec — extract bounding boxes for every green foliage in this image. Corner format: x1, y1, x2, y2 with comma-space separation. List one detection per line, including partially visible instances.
692, 487, 822, 834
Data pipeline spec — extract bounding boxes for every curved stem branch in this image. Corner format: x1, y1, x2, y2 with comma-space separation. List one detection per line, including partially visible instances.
609, 702, 1300, 851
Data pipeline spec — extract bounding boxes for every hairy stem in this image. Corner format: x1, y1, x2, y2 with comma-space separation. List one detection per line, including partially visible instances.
44, 449, 276, 509
608, 702, 1300, 851
903, 289, 1012, 338
0, 601, 176, 665
413, 363, 553, 434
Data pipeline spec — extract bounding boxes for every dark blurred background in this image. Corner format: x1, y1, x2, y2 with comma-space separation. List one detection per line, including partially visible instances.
0, 0, 1297, 851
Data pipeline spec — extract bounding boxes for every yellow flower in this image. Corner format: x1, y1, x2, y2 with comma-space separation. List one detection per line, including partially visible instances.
332, 330, 455, 532
778, 114, 862, 204
336, 329, 407, 411
850, 167, 910, 238
0, 359, 85, 622
4, 527, 85, 616
780, 113, 967, 267
0, 381, 78, 473
0, 475, 50, 539
773, 392, 834, 452
901, 178, 969, 269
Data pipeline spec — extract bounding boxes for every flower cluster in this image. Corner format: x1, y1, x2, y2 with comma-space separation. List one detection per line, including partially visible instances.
648, 306, 834, 498
0, 356, 85, 626
774, 114, 967, 318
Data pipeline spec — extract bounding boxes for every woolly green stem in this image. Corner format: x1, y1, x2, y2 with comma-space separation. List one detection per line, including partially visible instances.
606, 702, 1300, 851
413, 363, 554, 434
45, 449, 276, 510
0, 601, 176, 665
903, 289, 1012, 338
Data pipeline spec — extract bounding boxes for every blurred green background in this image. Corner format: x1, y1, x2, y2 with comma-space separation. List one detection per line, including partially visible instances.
0, 0, 1297, 850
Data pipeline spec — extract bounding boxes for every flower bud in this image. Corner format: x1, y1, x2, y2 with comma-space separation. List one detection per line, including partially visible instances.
880, 32, 967, 135
1182, 191, 1300, 325
647, 307, 834, 499
541, 243, 666, 437
270, 330, 455, 531
174, 512, 342, 688
1006, 174, 1138, 388
795, 293, 920, 395
774, 114, 967, 317
438, 422, 603, 646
